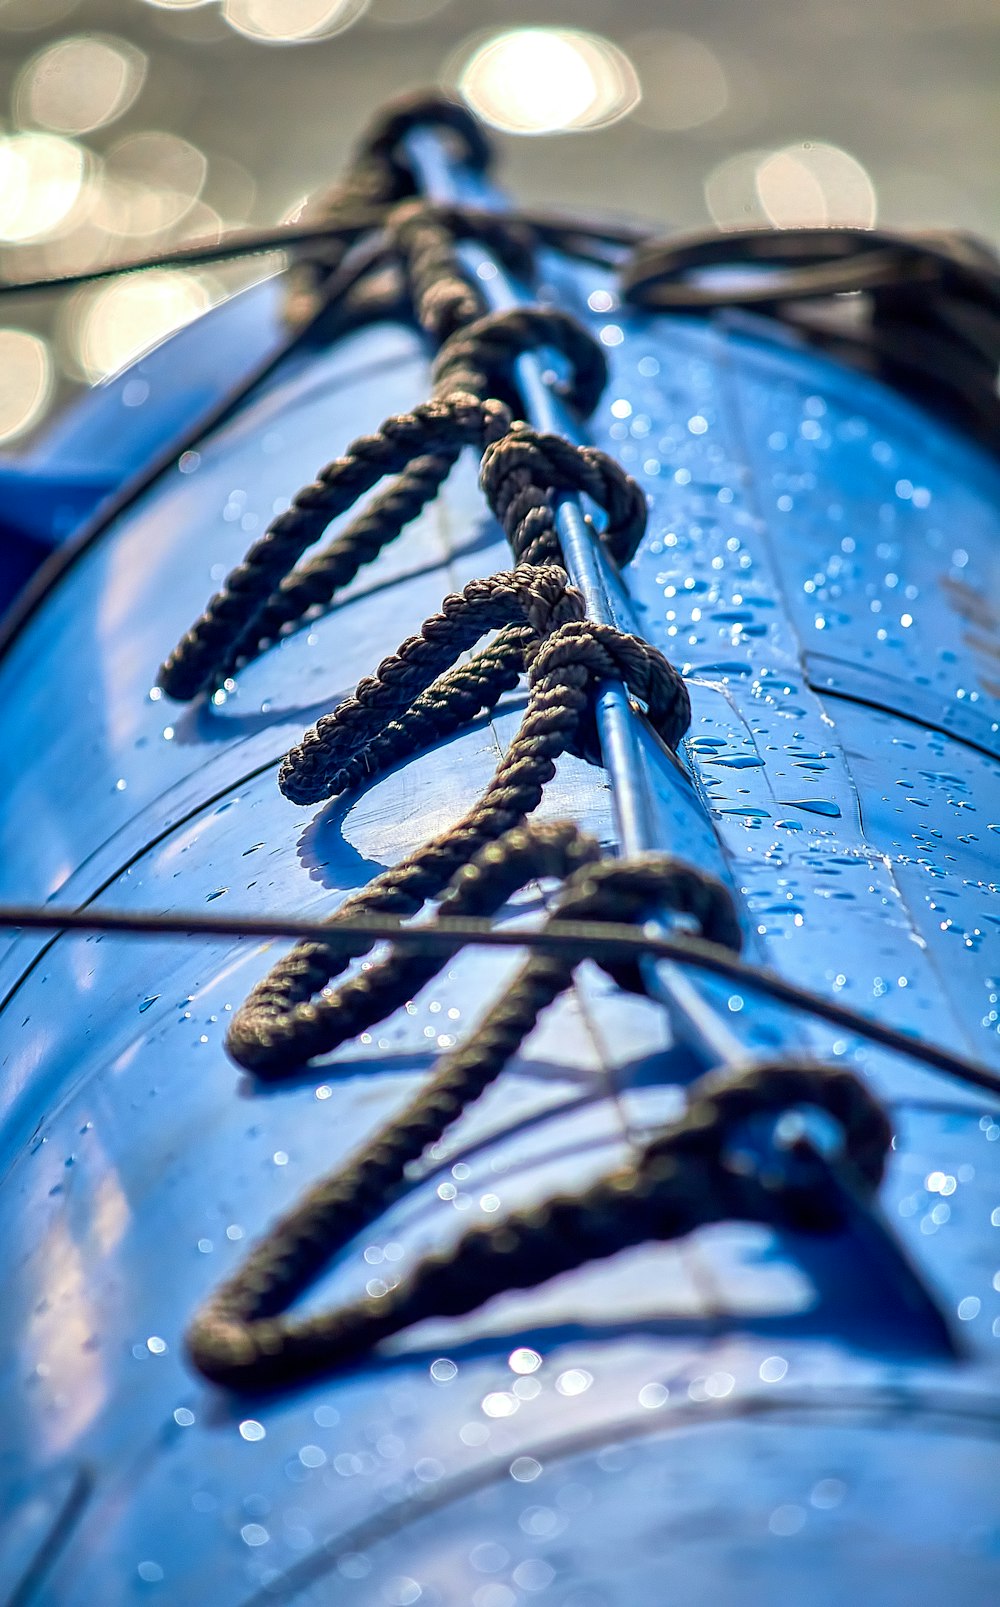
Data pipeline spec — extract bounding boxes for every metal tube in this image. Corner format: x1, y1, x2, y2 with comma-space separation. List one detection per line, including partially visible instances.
405, 128, 744, 1068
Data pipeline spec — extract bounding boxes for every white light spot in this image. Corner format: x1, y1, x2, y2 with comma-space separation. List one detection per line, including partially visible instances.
222, 0, 370, 44
0, 132, 86, 242
67, 270, 217, 381
456, 28, 640, 136
17, 35, 147, 136
755, 142, 877, 229
555, 1368, 592, 1396
769, 1503, 806, 1536
759, 1355, 788, 1383
482, 1391, 519, 1417
0, 329, 52, 443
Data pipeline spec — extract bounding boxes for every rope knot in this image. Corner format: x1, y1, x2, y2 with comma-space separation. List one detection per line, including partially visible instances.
641, 1059, 893, 1234
528, 619, 691, 761
480, 425, 647, 567
433, 307, 607, 417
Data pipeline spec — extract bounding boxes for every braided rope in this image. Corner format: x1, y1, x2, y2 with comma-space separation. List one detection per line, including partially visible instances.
190, 821, 775, 1389
155, 90, 896, 1389
191, 1007, 889, 1390
227, 580, 691, 1075
157, 200, 636, 701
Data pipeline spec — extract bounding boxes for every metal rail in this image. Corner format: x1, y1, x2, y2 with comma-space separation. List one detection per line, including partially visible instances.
405, 127, 745, 1070
401, 130, 958, 1352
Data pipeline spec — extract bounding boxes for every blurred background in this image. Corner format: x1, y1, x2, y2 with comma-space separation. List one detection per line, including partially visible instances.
0, 0, 996, 451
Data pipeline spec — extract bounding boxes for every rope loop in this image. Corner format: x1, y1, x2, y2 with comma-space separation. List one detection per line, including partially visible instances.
157, 392, 512, 701
480, 424, 648, 567
528, 618, 691, 760
643, 1058, 892, 1231
277, 563, 583, 805
189, 1036, 888, 1389
359, 89, 492, 186
432, 307, 608, 418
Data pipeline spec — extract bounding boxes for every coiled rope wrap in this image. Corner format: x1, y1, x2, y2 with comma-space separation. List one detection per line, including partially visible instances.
191, 820, 751, 1389
156, 304, 630, 700
227, 570, 690, 1076
147, 89, 894, 1386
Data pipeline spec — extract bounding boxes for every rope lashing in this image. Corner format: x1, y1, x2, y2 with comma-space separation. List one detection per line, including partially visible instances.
191, 821, 757, 1389
479, 422, 647, 567
156, 392, 510, 701
227, 582, 690, 1076
284, 89, 492, 327
156, 390, 638, 702
150, 91, 899, 1390
156, 306, 624, 701
188, 1039, 889, 1391
387, 199, 536, 344
431, 307, 609, 418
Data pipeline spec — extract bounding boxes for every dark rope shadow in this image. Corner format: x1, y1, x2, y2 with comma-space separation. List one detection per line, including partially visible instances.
292, 693, 531, 892
167, 690, 344, 747
164, 514, 510, 747
297, 795, 391, 890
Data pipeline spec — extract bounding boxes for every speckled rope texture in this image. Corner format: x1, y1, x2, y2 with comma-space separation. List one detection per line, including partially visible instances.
188, 820, 752, 1389
190, 1007, 890, 1389
226, 567, 691, 1076
171, 91, 893, 1387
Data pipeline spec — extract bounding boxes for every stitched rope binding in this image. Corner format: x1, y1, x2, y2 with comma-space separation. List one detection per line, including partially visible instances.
190, 820, 772, 1390
227, 573, 690, 1076
150, 90, 898, 1390
190, 1025, 889, 1389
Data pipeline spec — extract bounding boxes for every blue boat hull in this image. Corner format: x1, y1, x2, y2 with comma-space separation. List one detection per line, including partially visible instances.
0, 253, 998, 1604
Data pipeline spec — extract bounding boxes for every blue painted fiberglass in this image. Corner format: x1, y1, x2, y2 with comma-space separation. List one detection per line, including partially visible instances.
0, 210, 998, 1603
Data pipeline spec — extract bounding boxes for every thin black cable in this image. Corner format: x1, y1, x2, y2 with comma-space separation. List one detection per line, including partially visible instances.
620, 224, 1000, 451
0, 900, 996, 1099
0, 236, 406, 667
0, 207, 649, 300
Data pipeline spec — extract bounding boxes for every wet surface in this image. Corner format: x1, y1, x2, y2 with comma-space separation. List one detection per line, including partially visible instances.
0, 253, 998, 1601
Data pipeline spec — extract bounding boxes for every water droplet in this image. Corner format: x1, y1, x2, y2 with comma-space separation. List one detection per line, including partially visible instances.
777, 799, 841, 818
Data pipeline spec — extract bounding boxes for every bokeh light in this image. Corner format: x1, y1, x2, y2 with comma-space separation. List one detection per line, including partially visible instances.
629, 31, 729, 132
705, 142, 877, 230
0, 132, 88, 243
92, 131, 207, 239
0, 329, 53, 443
67, 271, 217, 381
756, 142, 877, 228
221, 0, 370, 43
16, 35, 147, 135
456, 28, 640, 136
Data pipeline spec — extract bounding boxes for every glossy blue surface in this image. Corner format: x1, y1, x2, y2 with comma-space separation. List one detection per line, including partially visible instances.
0, 249, 998, 1605
0, 275, 290, 613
